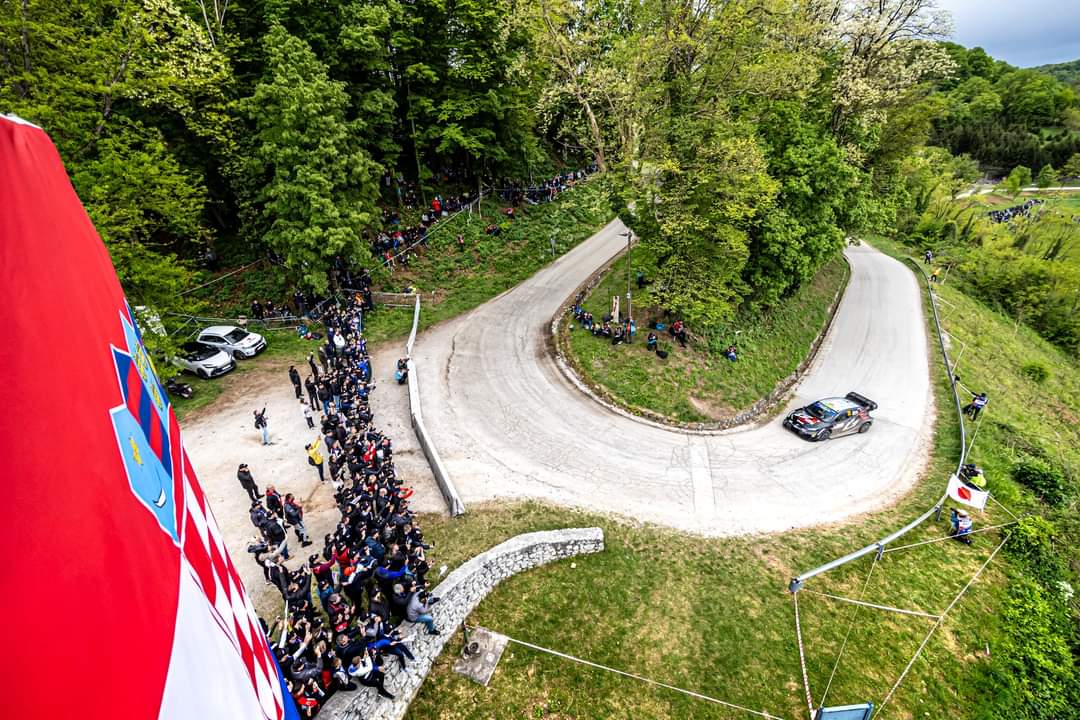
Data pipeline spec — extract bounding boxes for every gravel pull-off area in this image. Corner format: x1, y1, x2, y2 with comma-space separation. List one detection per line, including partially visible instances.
182, 341, 444, 615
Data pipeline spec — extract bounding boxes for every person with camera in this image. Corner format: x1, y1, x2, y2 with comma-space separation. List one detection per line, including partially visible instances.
253, 406, 270, 445
406, 587, 441, 635
347, 647, 394, 700
306, 437, 326, 483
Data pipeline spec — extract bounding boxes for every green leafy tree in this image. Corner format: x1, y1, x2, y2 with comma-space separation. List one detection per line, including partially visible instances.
1063, 153, 1080, 178
995, 69, 1077, 127
0, 0, 231, 353
241, 24, 380, 292
1036, 164, 1058, 188
1006, 165, 1033, 195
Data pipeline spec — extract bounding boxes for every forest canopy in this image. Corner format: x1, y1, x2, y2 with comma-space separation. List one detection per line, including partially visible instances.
1, 0, 1074, 331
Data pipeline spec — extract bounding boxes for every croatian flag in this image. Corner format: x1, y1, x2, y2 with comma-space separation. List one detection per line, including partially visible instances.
0, 114, 299, 719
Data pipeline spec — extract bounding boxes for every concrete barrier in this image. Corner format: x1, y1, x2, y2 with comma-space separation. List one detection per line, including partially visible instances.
405, 295, 464, 516
319, 527, 605, 719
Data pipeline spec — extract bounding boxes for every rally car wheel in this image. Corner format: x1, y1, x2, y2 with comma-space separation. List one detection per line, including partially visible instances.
817, 428, 831, 442
858, 422, 872, 434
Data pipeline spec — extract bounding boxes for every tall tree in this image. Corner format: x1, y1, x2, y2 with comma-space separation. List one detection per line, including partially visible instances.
0, 0, 232, 350
240, 24, 380, 291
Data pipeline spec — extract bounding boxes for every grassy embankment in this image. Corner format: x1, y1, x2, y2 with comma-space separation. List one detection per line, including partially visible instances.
404, 242, 1079, 720
562, 246, 848, 423
172, 182, 613, 421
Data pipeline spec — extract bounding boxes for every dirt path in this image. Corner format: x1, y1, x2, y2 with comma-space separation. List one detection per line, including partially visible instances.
181, 340, 443, 616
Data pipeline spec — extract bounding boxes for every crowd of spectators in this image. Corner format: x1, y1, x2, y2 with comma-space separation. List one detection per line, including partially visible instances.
494, 166, 596, 205
244, 290, 441, 716
988, 198, 1043, 223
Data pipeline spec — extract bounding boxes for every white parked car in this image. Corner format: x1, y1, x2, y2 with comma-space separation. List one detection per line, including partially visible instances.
173, 341, 236, 379
197, 325, 267, 359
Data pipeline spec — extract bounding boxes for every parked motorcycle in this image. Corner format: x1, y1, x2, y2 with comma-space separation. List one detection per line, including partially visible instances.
165, 376, 194, 399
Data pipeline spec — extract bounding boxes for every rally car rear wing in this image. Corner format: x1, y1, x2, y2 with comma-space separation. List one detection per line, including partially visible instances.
845, 391, 878, 411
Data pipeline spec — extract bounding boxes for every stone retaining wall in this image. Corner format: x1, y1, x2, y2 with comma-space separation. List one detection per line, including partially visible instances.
320, 527, 605, 720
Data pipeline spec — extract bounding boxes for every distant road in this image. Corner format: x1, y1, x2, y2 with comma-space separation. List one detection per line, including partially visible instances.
956, 184, 1080, 198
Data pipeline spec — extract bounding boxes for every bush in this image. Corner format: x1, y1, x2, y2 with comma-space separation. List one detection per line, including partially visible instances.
976, 577, 1080, 720
1020, 361, 1050, 383
1005, 515, 1069, 590
1013, 456, 1068, 506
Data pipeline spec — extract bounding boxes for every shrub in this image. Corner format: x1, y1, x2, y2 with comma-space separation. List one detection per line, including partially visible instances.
1005, 515, 1069, 590
1013, 456, 1068, 506
1020, 361, 1050, 383
976, 577, 1079, 720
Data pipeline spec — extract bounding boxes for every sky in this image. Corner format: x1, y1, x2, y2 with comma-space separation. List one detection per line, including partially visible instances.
938, 0, 1080, 67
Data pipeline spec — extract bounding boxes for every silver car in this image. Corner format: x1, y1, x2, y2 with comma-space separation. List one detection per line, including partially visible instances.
173, 341, 236, 379
197, 325, 267, 359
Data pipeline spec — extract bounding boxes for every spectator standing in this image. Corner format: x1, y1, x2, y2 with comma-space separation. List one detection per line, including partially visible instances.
265, 485, 284, 517
237, 463, 259, 502
289, 366, 303, 399
262, 513, 289, 560
284, 493, 313, 547
254, 407, 270, 445
306, 438, 326, 482
301, 400, 315, 429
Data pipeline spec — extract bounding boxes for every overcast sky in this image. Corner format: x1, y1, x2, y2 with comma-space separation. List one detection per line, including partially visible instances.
938, 0, 1080, 67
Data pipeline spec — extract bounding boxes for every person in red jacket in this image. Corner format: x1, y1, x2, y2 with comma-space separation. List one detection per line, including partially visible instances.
265, 485, 284, 517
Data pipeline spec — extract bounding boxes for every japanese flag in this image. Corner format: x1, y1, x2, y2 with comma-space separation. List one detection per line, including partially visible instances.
947, 473, 989, 510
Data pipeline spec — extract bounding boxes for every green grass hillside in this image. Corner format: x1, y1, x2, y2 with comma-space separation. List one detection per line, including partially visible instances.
562, 248, 847, 423
407, 249, 1079, 720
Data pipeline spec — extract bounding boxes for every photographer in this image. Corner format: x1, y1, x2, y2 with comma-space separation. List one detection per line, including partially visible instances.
253, 406, 270, 445
406, 588, 441, 635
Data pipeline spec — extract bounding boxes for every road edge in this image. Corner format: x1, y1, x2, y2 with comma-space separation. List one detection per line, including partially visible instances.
549, 249, 852, 436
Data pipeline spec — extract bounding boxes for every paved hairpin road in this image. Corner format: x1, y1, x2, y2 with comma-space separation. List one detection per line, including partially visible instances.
412, 220, 934, 535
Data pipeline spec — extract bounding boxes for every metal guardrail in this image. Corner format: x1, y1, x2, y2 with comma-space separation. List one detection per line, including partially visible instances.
404, 295, 465, 516
406, 295, 421, 357
788, 256, 964, 592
